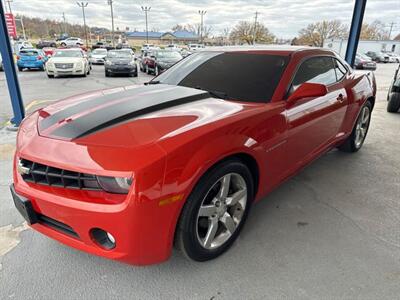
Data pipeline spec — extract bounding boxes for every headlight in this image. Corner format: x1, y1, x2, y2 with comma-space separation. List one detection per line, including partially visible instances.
105, 60, 112, 66
96, 176, 132, 194
47, 62, 54, 68
128, 61, 136, 66
76, 62, 83, 68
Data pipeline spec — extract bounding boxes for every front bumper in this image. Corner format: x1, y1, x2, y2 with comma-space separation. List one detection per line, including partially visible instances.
105, 65, 137, 74
12, 165, 175, 265
47, 67, 85, 76
89, 58, 105, 64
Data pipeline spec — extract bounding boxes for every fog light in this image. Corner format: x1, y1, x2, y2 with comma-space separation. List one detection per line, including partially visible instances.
90, 228, 116, 250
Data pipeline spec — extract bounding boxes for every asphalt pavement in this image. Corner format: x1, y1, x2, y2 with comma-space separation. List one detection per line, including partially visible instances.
0, 63, 399, 299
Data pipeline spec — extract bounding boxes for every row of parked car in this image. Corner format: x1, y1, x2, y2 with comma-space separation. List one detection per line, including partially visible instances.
8, 44, 186, 79
354, 51, 400, 70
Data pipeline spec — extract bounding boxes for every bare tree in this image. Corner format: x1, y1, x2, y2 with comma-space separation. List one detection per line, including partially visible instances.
229, 21, 274, 45
222, 27, 230, 38
360, 21, 389, 40
297, 20, 348, 47
171, 23, 212, 38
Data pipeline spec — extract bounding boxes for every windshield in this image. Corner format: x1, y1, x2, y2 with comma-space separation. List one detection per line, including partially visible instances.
156, 52, 289, 103
53, 50, 83, 57
359, 54, 371, 60
20, 50, 40, 56
92, 49, 107, 55
107, 51, 132, 58
156, 51, 182, 59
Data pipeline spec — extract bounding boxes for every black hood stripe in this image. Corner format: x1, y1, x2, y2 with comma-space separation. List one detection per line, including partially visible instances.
39, 85, 174, 131
48, 85, 210, 139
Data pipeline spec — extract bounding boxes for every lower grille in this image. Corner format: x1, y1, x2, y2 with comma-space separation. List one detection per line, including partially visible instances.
55, 63, 73, 69
19, 158, 102, 191
37, 214, 79, 238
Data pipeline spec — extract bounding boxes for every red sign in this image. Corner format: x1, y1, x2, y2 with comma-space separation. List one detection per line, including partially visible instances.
5, 13, 17, 39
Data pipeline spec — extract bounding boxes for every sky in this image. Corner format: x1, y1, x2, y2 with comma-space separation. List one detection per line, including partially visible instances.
5, 0, 400, 39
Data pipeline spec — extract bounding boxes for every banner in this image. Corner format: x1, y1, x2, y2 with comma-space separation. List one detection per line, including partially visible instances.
5, 13, 17, 39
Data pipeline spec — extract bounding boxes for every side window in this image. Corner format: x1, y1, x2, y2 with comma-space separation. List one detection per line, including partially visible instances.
333, 59, 347, 81
292, 56, 337, 90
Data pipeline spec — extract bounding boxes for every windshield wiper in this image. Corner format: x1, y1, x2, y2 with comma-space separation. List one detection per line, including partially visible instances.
195, 86, 228, 99
145, 80, 161, 85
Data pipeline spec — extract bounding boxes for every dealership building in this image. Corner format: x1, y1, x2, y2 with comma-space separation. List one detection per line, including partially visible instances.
324, 39, 400, 57
125, 30, 199, 45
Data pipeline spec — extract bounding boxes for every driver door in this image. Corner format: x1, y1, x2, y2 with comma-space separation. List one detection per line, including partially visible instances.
285, 56, 348, 172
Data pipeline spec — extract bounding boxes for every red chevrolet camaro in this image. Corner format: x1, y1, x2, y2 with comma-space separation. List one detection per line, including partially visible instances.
11, 46, 376, 265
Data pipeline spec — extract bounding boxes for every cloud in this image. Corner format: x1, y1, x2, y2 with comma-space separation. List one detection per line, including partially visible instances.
8, 0, 400, 38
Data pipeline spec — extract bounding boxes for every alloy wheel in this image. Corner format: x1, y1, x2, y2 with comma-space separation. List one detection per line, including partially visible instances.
196, 173, 247, 250
354, 105, 370, 148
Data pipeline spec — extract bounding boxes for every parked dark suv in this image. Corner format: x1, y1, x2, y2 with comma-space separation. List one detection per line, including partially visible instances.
387, 64, 400, 113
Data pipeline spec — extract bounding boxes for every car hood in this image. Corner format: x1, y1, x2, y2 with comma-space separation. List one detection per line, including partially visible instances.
48, 57, 83, 63
36, 84, 253, 148
92, 54, 107, 59
107, 58, 132, 63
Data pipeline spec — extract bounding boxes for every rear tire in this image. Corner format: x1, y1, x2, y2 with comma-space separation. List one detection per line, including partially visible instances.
387, 93, 400, 113
339, 100, 372, 153
47, 74, 54, 78
105, 70, 110, 77
175, 159, 254, 262
18, 67, 23, 71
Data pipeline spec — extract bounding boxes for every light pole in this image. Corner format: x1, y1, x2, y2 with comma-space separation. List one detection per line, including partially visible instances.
76, 2, 89, 48
198, 10, 206, 44
107, 0, 115, 47
62, 12, 67, 35
141, 6, 151, 44
253, 11, 259, 45
6, 0, 13, 14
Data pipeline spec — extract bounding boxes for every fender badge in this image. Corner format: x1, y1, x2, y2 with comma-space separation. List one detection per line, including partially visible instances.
17, 160, 31, 175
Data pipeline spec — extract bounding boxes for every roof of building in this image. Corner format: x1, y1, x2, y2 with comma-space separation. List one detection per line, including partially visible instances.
125, 31, 164, 38
125, 29, 198, 39
172, 30, 198, 39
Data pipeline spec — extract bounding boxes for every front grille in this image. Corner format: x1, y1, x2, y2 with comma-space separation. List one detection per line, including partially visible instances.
55, 63, 74, 69
19, 158, 101, 191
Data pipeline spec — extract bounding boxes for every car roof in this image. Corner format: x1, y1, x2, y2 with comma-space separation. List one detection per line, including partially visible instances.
56, 48, 82, 51
197, 45, 334, 56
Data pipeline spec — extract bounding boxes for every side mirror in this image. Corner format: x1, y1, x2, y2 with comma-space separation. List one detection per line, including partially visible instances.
287, 82, 328, 104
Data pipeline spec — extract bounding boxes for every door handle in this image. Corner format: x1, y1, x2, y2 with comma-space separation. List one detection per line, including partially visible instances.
337, 94, 344, 103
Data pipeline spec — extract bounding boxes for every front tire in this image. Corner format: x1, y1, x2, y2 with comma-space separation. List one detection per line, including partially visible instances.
339, 100, 372, 152
176, 159, 254, 262
387, 93, 400, 113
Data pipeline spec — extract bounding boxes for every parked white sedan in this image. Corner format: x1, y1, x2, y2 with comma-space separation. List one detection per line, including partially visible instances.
46, 49, 90, 78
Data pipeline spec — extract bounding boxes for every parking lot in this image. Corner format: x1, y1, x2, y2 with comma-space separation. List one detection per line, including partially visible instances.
0, 63, 399, 299
0, 64, 153, 125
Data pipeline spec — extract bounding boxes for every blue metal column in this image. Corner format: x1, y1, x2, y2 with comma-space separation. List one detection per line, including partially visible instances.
345, 0, 367, 66
0, 0, 25, 126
